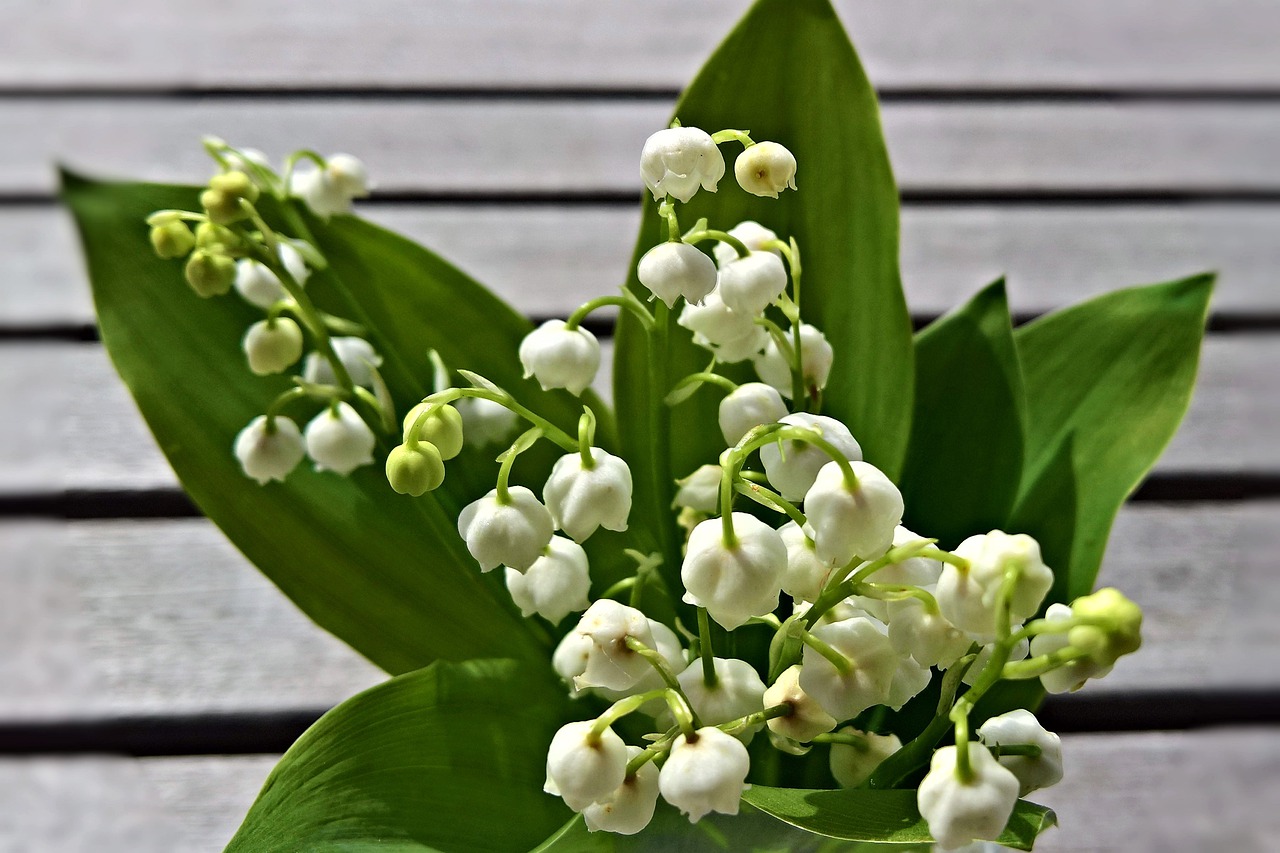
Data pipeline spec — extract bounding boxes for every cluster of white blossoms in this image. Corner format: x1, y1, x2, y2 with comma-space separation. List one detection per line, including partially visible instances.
152, 127, 1145, 848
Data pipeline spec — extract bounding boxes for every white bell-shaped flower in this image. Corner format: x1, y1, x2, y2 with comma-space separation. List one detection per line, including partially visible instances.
886, 655, 932, 711
917, 743, 1020, 851
672, 464, 723, 514
637, 241, 718, 308
457, 486, 555, 572
1030, 603, 1114, 694
717, 251, 789, 316
803, 460, 904, 566
640, 126, 725, 203
799, 616, 900, 721
678, 289, 769, 363
504, 536, 591, 624
778, 521, 834, 603
734, 141, 798, 198
676, 657, 766, 741
759, 413, 862, 502
583, 746, 660, 835
519, 320, 600, 396
457, 396, 519, 448
876, 527, 945, 586
592, 619, 688, 707
829, 727, 902, 788
234, 415, 305, 484
233, 243, 310, 309
886, 597, 972, 670
658, 727, 750, 822
753, 323, 834, 399
764, 665, 837, 743
544, 720, 629, 812
243, 318, 304, 375
936, 531, 1054, 637
978, 709, 1063, 796
303, 336, 383, 389
718, 382, 787, 446
543, 448, 633, 543
559, 599, 657, 692
303, 402, 375, 475
289, 153, 370, 217
712, 221, 781, 267
681, 513, 787, 630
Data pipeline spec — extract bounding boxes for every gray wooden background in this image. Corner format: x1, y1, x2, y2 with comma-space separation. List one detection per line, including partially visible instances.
2, 1, 1278, 850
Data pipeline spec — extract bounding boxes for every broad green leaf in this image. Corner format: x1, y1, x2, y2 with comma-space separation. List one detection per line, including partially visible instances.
613, 0, 913, 578
1013, 275, 1214, 600
225, 659, 571, 852
742, 786, 1056, 851
901, 280, 1025, 549
63, 172, 586, 673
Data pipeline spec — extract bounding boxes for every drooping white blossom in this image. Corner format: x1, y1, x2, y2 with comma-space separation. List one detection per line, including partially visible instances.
544, 720, 629, 812
977, 709, 1064, 796
716, 251, 789, 316
718, 382, 787, 446
242, 317, 304, 375
583, 746, 660, 835
764, 665, 836, 743
456, 396, 518, 448
234, 415, 305, 484
678, 289, 769, 363
672, 464, 723, 514
519, 320, 600, 396
303, 336, 383, 389
233, 243, 310, 309
681, 513, 787, 630
936, 531, 1054, 637
658, 727, 750, 822
798, 616, 900, 721
289, 153, 370, 217
734, 141, 798, 198
457, 486, 555, 572
303, 402, 375, 475
753, 323, 834, 399
676, 657, 766, 741
829, 727, 902, 788
543, 448, 633, 542
803, 460, 904, 566
637, 241, 718, 308
557, 599, 657, 693
917, 744, 1020, 850
640, 126, 725, 203
712, 221, 781, 267
886, 596, 972, 670
504, 536, 592, 624
759, 413, 863, 502
778, 521, 834, 603
876, 527, 945, 587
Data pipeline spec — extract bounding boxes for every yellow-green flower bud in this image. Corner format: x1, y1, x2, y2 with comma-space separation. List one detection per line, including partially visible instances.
242, 318, 305, 375
385, 443, 446, 496
1066, 587, 1142, 666
184, 249, 236, 298
201, 171, 259, 224
402, 402, 465, 460
195, 221, 241, 253
149, 221, 196, 259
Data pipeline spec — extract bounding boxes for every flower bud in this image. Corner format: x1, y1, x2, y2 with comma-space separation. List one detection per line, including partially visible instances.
457, 486, 555, 572
233, 415, 304, 484
712, 221, 781, 267
978, 710, 1063, 796
734, 141, 797, 198
798, 616, 899, 721
1030, 603, 1114, 693
303, 402, 376, 476
718, 382, 787, 446
716, 251, 788, 316
303, 336, 383, 390
637, 241, 717, 308
765, 665, 836, 743
676, 658, 766, 741
753, 323, 834, 399
289, 153, 371, 217
456, 396, 518, 448
233, 243, 310, 309
583, 746, 660, 835
759, 413, 862, 502
402, 402, 465, 460
658, 727, 750, 822
242, 318, 304, 375
184, 249, 236, 297
778, 521, 833, 603
678, 289, 769, 363
194, 221, 241, 252
543, 448, 633, 543
201, 171, 259, 224
544, 720, 629, 812
519, 320, 600, 396
803, 460, 904, 566
384, 443, 445, 496
1066, 587, 1143, 666
672, 464, 723, 514
681, 513, 787, 630
640, 126, 725, 203
559, 599, 657, 692
504, 536, 591, 624
917, 744, 1020, 850
829, 727, 901, 788
937, 531, 1054, 638
150, 220, 196, 259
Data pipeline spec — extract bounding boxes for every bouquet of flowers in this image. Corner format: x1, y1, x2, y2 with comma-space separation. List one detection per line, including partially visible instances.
63, 0, 1211, 849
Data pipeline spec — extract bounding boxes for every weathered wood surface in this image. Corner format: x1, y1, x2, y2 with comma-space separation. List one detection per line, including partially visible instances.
5, 0, 1278, 91
2, 729, 1276, 852
12, 101, 1280, 197
7, 204, 1278, 328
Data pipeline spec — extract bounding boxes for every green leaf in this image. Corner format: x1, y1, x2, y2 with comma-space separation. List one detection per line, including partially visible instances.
613, 0, 913, 578
742, 786, 1056, 851
225, 659, 571, 852
1012, 274, 1214, 600
63, 172, 579, 673
900, 280, 1025, 549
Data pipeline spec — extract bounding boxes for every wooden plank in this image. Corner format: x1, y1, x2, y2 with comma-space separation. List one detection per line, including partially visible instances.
15, 100, 1280, 197
2, 729, 1277, 852
2, 502, 1276, 719
1, 335, 1272, 495
8, 204, 1278, 329
4, 0, 1277, 90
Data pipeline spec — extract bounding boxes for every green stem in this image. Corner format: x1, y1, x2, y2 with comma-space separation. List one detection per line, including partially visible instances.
577, 407, 597, 469
566, 293, 654, 331
658, 200, 681, 242
624, 637, 687, 698
495, 426, 542, 504
710, 128, 755, 148
415, 386, 577, 452
666, 371, 739, 406
697, 607, 718, 688
683, 229, 749, 259
733, 480, 807, 528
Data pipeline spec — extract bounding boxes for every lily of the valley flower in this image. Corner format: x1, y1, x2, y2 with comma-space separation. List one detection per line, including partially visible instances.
290, 153, 370, 217
917, 744, 1020, 850
802, 460, 904, 566
640, 126, 725, 203
829, 727, 902, 788
678, 289, 769, 363
303, 336, 383, 390
384, 442, 445, 496
558, 599, 657, 692
718, 381, 787, 446
712, 220, 781, 267
675, 657, 766, 740
778, 521, 833, 603
242, 318, 304, 375
519, 320, 601, 396
658, 727, 751, 822
977, 710, 1064, 796
936, 531, 1054, 637
716, 251, 789, 316
753, 323, 834, 399
402, 402, 465, 460
734, 141, 798, 198
543, 448, 633, 543
544, 720, 629, 812
799, 616, 900, 721
758, 413, 863, 502
583, 746, 660, 835
504, 536, 592, 624
457, 486, 555, 572
456, 396, 518, 448
233, 243, 310, 310
1030, 603, 1115, 694
303, 402, 375, 475
672, 464, 723, 514
637, 241, 718, 308
764, 665, 836, 743
234, 415, 305, 484
681, 513, 787, 630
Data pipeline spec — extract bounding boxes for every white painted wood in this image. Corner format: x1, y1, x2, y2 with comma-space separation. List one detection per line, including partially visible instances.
2, 502, 1275, 719
4, 0, 1277, 90
7, 204, 1276, 328
17, 100, 1280, 196
1, 729, 1276, 852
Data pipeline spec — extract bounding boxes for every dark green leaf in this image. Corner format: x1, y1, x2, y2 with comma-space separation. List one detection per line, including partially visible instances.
225, 659, 571, 852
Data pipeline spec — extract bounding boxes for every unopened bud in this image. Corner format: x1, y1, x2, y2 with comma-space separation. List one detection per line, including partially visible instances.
184, 249, 236, 297
402, 402, 465, 460
201, 171, 259, 224
385, 443, 446, 496
242, 318, 304, 375
149, 221, 196, 259
195, 221, 241, 253
1067, 587, 1142, 666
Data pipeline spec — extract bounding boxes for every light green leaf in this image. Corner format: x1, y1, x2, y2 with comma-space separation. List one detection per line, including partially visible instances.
63, 173, 571, 673
901, 280, 1025, 549
1013, 274, 1214, 600
224, 659, 571, 852
613, 0, 913, 579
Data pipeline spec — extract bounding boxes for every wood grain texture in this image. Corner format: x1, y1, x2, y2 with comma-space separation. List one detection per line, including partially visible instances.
3, 0, 1277, 90
6, 204, 1276, 328
14, 100, 1280, 197
2, 729, 1276, 852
